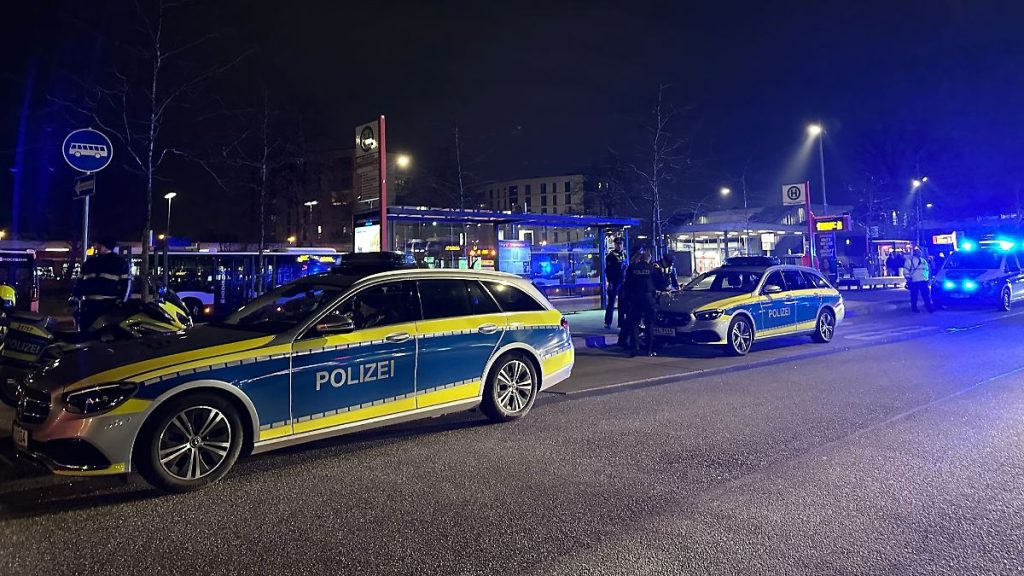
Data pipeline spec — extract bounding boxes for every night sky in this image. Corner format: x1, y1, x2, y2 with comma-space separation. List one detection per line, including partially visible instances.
2, 0, 1023, 240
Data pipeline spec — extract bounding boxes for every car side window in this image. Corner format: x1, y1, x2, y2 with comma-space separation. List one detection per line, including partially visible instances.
782, 270, 808, 291
317, 281, 417, 334
467, 281, 502, 315
802, 271, 831, 289
1006, 254, 1021, 273
484, 281, 545, 312
761, 271, 785, 293
418, 279, 474, 320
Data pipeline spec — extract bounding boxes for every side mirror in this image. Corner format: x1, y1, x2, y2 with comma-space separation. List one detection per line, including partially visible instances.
315, 315, 355, 335
762, 284, 783, 295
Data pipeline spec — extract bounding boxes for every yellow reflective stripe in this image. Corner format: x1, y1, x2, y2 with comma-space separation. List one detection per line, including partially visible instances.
416, 313, 506, 334
542, 349, 573, 376
294, 321, 419, 353
107, 398, 151, 416
2, 350, 38, 363
504, 309, 561, 327
8, 321, 49, 338
417, 381, 480, 408
292, 397, 417, 434
259, 424, 293, 441
70, 335, 276, 390
53, 462, 126, 476
131, 343, 293, 384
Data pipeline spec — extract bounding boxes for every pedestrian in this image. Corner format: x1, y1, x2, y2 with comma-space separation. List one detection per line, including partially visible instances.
885, 251, 898, 276
620, 249, 658, 357
604, 237, 627, 330
74, 238, 131, 331
902, 247, 935, 313
653, 252, 680, 291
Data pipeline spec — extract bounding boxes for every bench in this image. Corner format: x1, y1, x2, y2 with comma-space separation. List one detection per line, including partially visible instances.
837, 268, 904, 290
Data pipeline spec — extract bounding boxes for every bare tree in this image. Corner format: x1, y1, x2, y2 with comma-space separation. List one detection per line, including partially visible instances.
53, 0, 244, 299
629, 85, 691, 258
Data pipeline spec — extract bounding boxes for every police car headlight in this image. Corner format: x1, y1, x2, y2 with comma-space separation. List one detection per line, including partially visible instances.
63, 383, 137, 415
694, 309, 724, 322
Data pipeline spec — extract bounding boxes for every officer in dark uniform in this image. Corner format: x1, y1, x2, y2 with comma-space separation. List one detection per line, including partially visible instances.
604, 237, 627, 330
653, 253, 680, 291
620, 249, 658, 357
74, 238, 131, 332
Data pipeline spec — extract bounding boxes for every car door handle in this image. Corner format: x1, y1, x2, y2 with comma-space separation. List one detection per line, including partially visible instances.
783, 300, 797, 305
384, 332, 412, 343
477, 323, 499, 335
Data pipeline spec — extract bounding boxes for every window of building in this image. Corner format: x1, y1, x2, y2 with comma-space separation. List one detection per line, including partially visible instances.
565, 192, 571, 206
541, 195, 547, 207
540, 183, 547, 194
525, 184, 531, 195
554, 231, 559, 242
508, 185, 518, 207
552, 193, 557, 206
564, 181, 571, 193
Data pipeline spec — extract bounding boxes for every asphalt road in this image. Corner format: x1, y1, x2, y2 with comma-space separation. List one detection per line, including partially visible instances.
2, 299, 1023, 575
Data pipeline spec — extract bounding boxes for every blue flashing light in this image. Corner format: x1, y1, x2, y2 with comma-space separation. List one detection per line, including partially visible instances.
963, 279, 979, 292
996, 240, 1016, 252
942, 280, 956, 291
959, 240, 976, 252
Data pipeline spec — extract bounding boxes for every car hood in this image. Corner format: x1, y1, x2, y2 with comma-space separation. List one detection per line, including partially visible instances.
27, 325, 275, 394
657, 290, 752, 313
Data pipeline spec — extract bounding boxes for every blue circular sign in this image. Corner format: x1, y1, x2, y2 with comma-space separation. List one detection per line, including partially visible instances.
62, 128, 113, 173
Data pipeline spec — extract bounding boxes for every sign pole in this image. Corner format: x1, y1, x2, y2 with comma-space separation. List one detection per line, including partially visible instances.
378, 115, 389, 251
82, 193, 90, 262
805, 180, 815, 267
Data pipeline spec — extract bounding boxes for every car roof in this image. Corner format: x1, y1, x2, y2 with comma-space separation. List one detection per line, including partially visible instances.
296, 268, 539, 290
708, 264, 826, 276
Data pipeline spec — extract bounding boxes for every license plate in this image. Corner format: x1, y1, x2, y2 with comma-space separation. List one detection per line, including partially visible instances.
653, 327, 676, 337
13, 424, 28, 450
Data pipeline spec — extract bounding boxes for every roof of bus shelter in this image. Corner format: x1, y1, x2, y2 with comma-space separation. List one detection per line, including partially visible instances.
669, 221, 808, 234
385, 206, 640, 228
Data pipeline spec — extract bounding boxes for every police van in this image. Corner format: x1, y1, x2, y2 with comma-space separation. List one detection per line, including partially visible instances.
933, 239, 1024, 311
12, 262, 573, 492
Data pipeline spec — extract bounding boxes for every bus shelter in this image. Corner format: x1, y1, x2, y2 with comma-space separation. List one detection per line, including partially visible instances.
355, 206, 639, 308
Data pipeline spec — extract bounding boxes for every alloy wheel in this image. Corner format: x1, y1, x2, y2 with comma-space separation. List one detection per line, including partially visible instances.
157, 406, 232, 481
495, 360, 533, 414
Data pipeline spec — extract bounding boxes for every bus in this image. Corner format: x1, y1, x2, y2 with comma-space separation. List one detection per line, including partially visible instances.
142, 248, 342, 317
0, 250, 39, 312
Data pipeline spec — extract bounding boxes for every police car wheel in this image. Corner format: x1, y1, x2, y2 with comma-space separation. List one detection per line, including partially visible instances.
136, 393, 243, 493
812, 309, 835, 343
1000, 287, 1012, 312
726, 317, 753, 356
481, 353, 538, 423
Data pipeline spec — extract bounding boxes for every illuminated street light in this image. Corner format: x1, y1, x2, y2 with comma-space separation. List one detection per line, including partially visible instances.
926, 203, 934, 209
287, 235, 297, 244
912, 179, 922, 189
807, 124, 823, 136
395, 154, 412, 169
0, 230, 6, 241
720, 187, 731, 196
164, 192, 178, 239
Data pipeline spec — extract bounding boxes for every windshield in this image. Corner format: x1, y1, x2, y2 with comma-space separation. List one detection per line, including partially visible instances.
945, 250, 1003, 270
218, 283, 347, 333
684, 269, 763, 293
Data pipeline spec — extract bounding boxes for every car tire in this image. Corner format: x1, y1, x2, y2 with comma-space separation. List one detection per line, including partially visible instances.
480, 352, 539, 423
135, 392, 243, 493
726, 316, 754, 356
812, 308, 836, 343
1000, 287, 1012, 312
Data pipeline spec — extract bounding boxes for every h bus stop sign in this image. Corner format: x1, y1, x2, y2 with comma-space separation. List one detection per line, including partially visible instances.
62, 128, 113, 173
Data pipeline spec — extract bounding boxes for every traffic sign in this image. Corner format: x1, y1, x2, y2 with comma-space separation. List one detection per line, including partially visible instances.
62, 128, 113, 173
73, 175, 96, 199
782, 182, 807, 206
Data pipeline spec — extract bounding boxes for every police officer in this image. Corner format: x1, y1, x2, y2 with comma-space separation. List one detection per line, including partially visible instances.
604, 237, 627, 330
620, 249, 658, 357
74, 238, 131, 331
902, 246, 934, 313
653, 253, 679, 291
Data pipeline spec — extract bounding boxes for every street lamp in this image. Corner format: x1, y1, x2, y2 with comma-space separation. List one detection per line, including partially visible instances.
163, 192, 177, 238
807, 123, 828, 215
303, 200, 318, 245
395, 154, 411, 169
911, 177, 928, 245
720, 187, 731, 197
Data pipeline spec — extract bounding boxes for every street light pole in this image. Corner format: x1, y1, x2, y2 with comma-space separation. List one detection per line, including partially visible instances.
303, 200, 318, 246
164, 192, 177, 237
162, 192, 177, 288
912, 178, 927, 246
808, 124, 828, 216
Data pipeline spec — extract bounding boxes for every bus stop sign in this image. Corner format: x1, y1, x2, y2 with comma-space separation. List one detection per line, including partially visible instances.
62, 128, 113, 173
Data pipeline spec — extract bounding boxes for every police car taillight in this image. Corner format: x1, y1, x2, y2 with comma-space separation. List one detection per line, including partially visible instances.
560, 316, 570, 332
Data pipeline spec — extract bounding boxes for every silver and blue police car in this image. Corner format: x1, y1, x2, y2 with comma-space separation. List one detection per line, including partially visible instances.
12, 265, 574, 492
651, 257, 845, 355
933, 239, 1024, 311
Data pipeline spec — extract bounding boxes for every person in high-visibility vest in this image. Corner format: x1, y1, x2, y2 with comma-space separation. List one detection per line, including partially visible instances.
902, 246, 935, 313
74, 238, 131, 331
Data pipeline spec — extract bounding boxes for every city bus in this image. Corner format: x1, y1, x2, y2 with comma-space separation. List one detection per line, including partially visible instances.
142, 248, 341, 317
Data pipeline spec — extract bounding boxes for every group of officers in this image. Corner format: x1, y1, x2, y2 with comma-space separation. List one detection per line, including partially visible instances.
604, 237, 678, 357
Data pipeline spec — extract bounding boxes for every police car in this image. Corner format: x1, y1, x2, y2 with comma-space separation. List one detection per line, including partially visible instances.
12, 262, 574, 492
932, 239, 1024, 311
651, 257, 844, 355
